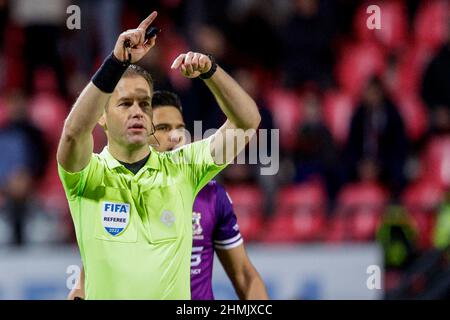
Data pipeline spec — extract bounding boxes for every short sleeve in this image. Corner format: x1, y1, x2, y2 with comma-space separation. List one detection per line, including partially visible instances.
169, 135, 228, 196
57, 155, 101, 200
213, 184, 243, 250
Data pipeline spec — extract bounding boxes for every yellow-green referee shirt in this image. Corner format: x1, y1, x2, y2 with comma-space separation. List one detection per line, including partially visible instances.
58, 136, 227, 299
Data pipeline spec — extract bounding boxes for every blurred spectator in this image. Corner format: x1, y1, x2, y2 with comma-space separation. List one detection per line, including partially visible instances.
293, 87, 340, 202
421, 24, 450, 113
417, 104, 450, 155
232, 68, 278, 218
356, 157, 382, 186
431, 106, 450, 136
377, 205, 418, 270
185, 25, 232, 131
67, 0, 123, 83
421, 17, 450, 150
9, 0, 69, 96
0, 0, 7, 51
344, 77, 409, 197
279, 0, 337, 89
0, 89, 48, 245
405, 0, 422, 29
192, 24, 228, 64
226, 1, 281, 69
434, 193, 450, 250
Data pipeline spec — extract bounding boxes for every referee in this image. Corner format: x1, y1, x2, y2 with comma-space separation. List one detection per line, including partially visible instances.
57, 11, 261, 299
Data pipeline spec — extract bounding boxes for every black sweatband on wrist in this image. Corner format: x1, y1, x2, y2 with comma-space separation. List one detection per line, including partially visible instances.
199, 54, 218, 80
92, 52, 130, 93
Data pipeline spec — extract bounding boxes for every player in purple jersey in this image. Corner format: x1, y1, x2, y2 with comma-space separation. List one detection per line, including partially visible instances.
191, 180, 245, 299
69, 91, 268, 300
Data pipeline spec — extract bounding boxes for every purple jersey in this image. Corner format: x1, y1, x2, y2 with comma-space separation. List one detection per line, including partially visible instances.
190, 180, 242, 300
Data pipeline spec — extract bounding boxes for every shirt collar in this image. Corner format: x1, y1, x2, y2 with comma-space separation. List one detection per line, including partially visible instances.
100, 146, 160, 171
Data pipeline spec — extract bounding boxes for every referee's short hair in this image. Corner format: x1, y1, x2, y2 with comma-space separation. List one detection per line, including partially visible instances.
151, 90, 183, 113
123, 64, 154, 93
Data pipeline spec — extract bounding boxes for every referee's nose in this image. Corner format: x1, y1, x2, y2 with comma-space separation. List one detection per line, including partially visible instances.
129, 102, 145, 119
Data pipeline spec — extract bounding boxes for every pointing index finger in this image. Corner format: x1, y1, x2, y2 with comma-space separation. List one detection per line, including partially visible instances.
138, 11, 158, 30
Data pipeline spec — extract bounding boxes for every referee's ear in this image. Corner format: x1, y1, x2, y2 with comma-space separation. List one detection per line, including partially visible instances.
98, 113, 107, 131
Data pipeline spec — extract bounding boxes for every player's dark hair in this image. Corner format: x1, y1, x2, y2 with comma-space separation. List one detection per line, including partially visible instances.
151, 90, 183, 113
123, 64, 154, 93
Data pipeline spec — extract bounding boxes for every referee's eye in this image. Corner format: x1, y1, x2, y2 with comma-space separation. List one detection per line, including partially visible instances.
119, 101, 132, 107
140, 101, 151, 110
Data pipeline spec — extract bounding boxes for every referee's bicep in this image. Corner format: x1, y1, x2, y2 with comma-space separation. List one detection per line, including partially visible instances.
57, 130, 94, 173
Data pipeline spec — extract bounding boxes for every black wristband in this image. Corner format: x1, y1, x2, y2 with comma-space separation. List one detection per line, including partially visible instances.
92, 52, 129, 93
199, 54, 217, 80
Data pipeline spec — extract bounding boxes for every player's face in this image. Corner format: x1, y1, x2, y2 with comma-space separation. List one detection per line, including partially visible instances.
150, 106, 186, 152
103, 76, 153, 148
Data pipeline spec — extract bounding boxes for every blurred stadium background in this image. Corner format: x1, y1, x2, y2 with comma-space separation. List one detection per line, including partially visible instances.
0, 0, 449, 299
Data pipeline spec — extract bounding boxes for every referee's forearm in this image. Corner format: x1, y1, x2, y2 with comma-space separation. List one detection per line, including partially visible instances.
58, 82, 109, 172
63, 82, 110, 139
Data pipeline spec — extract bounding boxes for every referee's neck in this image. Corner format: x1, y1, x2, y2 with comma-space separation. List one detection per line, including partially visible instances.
107, 143, 151, 164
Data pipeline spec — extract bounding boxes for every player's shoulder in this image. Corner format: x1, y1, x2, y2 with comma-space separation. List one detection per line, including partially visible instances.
196, 180, 232, 207
200, 180, 230, 196
196, 179, 217, 197
214, 182, 233, 205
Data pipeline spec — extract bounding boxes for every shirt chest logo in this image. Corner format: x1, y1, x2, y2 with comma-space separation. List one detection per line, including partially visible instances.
102, 202, 130, 236
161, 210, 175, 227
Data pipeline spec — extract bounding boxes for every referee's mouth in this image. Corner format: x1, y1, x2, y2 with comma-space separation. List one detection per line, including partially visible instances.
127, 123, 147, 133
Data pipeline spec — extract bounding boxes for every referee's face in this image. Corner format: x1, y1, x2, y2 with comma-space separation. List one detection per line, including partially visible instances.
103, 76, 153, 148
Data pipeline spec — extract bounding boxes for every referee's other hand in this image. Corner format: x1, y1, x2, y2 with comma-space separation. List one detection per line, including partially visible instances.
171, 52, 213, 78
113, 11, 158, 64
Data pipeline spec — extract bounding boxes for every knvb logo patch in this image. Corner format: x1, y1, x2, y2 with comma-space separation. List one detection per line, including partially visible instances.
102, 202, 130, 236
161, 210, 176, 227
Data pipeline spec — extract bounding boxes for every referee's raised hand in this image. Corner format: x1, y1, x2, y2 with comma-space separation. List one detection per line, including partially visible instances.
171, 52, 213, 79
113, 11, 158, 63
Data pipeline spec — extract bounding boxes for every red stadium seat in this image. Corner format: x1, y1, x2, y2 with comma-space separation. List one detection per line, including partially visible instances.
335, 41, 386, 100
387, 43, 431, 141
402, 179, 445, 249
353, 0, 408, 51
403, 180, 445, 212
420, 135, 450, 189
265, 88, 303, 151
225, 184, 264, 242
263, 182, 327, 243
414, 0, 449, 50
336, 182, 388, 212
328, 182, 388, 242
326, 214, 348, 243
322, 89, 356, 145
393, 44, 432, 96
392, 93, 428, 142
